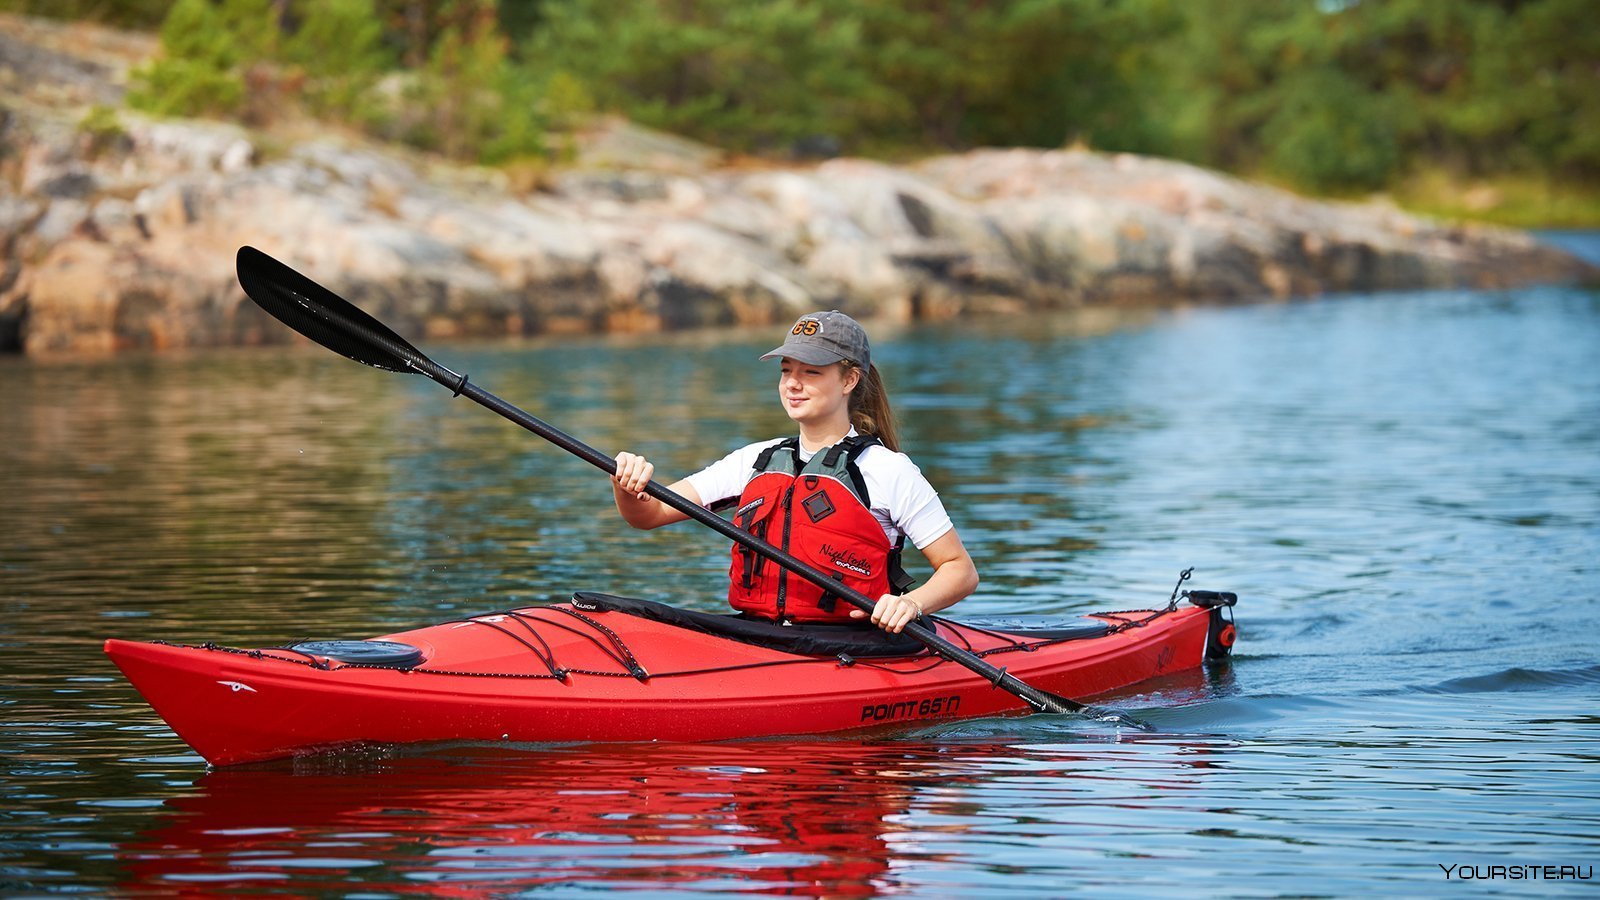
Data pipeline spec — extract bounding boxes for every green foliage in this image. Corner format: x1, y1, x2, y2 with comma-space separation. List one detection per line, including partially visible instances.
495, 0, 548, 47
483, 65, 550, 164
1147, 0, 1599, 193
853, 2, 1020, 147
1396, 170, 1600, 229
368, 0, 548, 69
853, 0, 1178, 151
70, 0, 1600, 216
215, 0, 278, 60
530, 0, 873, 152
520, 0, 1599, 198
126, 0, 249, 117
281, 0, 392, 123
526, 0, 1175, 154
1261, 69, 1402, 193
128, 0, 536, 163
392, 0, 546, 162
77, 104, 129, 157
0, 0, 171, 28
1451, 0, 1600, 178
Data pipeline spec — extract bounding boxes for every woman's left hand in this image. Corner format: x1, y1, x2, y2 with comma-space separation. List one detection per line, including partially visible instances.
855, 593, 923, 634
848, 530, 978, 632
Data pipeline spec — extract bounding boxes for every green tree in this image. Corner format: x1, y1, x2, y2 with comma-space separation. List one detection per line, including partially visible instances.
1451, 0, 1600, 178
1260, 68, 1402, 192
404, 0, 545, 162
0, 0, 172, 28
281, 0, 392, 123
526, 0, 1178, 154
129, 0, 539, 162
530, 0, 876, 152
127, 0, 277, 118
369, 0, 548, 70
1144, 0, 1598, 192
853, 0, 1176, 152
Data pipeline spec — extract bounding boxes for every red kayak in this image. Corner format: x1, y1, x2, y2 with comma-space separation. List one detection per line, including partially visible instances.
105, 591, 1237, 766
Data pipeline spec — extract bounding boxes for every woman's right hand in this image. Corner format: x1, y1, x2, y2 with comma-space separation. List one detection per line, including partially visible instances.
610, 454, 697, 531
612, 452, 655, 502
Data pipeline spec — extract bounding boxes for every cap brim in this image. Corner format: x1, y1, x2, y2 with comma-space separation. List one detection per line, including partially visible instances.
759, 344, 846, 365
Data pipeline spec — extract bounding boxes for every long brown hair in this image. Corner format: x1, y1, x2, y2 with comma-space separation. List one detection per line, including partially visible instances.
843, 362, 899, 452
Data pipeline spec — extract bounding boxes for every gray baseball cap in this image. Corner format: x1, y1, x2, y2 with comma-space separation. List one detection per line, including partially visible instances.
760, 310, 871, 370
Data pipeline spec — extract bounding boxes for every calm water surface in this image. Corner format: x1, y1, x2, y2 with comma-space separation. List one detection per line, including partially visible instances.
3, 247, 1599, 895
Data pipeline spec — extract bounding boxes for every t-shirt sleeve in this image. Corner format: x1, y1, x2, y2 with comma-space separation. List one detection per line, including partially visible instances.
683, 439, 780, 507
863, 447, 954, 550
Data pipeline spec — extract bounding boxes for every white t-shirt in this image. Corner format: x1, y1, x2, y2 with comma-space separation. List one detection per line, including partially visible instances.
685, 432, 954, 551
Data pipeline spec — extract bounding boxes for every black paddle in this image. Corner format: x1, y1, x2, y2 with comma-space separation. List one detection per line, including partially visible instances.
234, 245, 1147, 726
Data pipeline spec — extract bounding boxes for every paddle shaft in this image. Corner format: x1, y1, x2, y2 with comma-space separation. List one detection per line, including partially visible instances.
454, 373, 1081, 715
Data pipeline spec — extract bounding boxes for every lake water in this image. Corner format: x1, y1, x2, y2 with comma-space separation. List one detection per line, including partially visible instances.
3, 238, 1598, 895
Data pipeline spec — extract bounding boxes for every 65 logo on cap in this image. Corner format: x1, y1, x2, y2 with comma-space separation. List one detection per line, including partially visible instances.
761, 309, 871, 371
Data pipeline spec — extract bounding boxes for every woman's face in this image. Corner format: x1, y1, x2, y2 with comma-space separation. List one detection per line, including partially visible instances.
777, 358, 859, 427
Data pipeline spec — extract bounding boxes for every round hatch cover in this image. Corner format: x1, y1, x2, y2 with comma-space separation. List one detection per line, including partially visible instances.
289, 639, 424, 668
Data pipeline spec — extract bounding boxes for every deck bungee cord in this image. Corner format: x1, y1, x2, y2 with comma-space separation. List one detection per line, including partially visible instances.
153, 591, 1213, 684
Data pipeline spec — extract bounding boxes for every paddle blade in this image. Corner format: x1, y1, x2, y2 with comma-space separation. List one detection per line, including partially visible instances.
236, 246, 426, 373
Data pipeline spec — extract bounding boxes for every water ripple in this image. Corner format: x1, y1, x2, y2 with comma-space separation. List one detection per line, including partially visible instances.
3, 282, 1600, 894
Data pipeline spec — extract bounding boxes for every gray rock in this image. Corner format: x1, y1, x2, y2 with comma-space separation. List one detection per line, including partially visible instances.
0, 14, 1591, 354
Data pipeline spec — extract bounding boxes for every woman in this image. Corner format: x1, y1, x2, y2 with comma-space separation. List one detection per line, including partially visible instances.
611, 310, 978, 634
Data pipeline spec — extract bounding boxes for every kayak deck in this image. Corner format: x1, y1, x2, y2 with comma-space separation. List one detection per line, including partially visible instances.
105, 593, 1236, 766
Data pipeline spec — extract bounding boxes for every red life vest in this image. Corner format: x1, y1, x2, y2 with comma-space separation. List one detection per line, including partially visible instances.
727, 435, 909, 623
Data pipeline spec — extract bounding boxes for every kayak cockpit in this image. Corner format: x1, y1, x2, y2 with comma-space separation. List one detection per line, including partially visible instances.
570, 592, 1119, 653
571, 592, 927, 658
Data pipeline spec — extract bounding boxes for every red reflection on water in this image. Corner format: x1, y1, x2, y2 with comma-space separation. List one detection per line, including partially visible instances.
120, 667, 1232, 895
121, 741, 975, 896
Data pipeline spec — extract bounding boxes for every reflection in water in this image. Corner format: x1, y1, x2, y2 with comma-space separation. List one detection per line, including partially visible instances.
122, 738, 1230, 897
3, 350, 419, 637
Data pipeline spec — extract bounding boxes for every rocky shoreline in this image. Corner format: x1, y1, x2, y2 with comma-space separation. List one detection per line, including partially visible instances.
2, 13, 1593, 356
